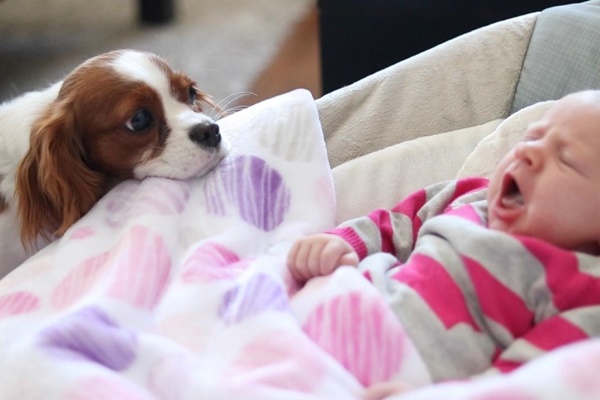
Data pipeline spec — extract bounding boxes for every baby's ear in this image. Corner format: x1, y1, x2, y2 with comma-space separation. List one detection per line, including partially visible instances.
16, 101, 106, 248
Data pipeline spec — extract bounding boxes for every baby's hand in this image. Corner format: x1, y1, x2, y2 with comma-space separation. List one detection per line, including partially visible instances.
287, 233, 359, 282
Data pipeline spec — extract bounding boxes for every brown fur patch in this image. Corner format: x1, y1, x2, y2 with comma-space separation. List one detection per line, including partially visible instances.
17, 102, 107, 247
58, 52, 167, 178
149, 53, 219, 114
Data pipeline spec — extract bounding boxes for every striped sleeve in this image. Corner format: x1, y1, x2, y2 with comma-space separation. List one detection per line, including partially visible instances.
328, 177, 488, 262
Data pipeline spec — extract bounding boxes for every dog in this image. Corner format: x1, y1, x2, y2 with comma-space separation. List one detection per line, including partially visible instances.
0, 49, 229, 277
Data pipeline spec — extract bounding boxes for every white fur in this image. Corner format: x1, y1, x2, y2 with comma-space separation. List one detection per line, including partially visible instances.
0, 83, 61, 277
0, 51, 229, 279
0, 82, 62, 204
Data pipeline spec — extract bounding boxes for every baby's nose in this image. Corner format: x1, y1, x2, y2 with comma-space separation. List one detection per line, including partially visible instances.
515, 141, 543, 169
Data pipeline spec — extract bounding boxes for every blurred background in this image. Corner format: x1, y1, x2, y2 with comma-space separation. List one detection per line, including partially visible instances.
0, 0, 579, 110
0, 0, 319, 109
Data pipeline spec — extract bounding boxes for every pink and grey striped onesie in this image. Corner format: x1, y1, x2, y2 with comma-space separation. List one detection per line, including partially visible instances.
328, 177, 600, 381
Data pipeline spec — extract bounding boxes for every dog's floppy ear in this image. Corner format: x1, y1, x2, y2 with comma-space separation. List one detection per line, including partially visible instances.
16, 101, 106, 248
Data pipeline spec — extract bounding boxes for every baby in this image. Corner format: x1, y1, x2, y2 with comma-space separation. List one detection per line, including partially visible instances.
287, 90, 600, 398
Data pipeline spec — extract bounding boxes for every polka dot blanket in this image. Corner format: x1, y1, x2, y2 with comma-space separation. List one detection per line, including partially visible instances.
2, 89, 600, 399
0, 89, 423, 399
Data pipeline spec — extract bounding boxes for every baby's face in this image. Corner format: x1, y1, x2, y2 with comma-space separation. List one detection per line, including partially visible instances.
487, 91, 600, 253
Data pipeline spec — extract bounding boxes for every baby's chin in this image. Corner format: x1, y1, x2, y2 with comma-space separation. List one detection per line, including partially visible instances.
487, 218, 516, 235
487, 211, 536, 240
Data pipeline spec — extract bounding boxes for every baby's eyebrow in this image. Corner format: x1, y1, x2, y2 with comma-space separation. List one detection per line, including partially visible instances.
523, 122, 546, 138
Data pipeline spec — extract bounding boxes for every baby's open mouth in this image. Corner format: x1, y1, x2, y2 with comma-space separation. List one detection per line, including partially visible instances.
501, 176, 524, 209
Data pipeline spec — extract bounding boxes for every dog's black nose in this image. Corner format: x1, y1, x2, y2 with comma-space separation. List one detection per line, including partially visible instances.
189, 122, 221, 147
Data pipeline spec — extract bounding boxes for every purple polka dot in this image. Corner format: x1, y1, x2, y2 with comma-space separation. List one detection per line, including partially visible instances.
38, 306, 136, 371
204, 156, 291, 231
219, 274, 289, 324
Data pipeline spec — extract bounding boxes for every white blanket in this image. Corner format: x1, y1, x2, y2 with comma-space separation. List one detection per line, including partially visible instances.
0, 90, 427, 399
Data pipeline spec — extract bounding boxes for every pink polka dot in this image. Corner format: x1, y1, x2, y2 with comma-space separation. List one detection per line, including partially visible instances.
225, 330, 325, 392
180, 243, 245, 283
181, 260, 249, 282
52, 253, 109, 310
68, 227, 96, 240
0, 291, 40, 319
303, 291, 409, 386
106, 226, 171, 309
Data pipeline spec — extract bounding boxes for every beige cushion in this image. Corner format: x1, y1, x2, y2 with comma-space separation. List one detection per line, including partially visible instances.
332, 120, 501, 223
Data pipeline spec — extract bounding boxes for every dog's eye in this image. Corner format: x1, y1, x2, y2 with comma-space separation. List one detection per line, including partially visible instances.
126, 109, 153, 132
188, 86, 197, 106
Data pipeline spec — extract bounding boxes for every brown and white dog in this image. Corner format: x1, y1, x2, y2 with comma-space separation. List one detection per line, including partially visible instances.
0, 49, 229, 277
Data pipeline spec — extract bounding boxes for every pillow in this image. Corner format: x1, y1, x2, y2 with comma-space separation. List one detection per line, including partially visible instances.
457, 100, 554, 179
332, 119, 501, 223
